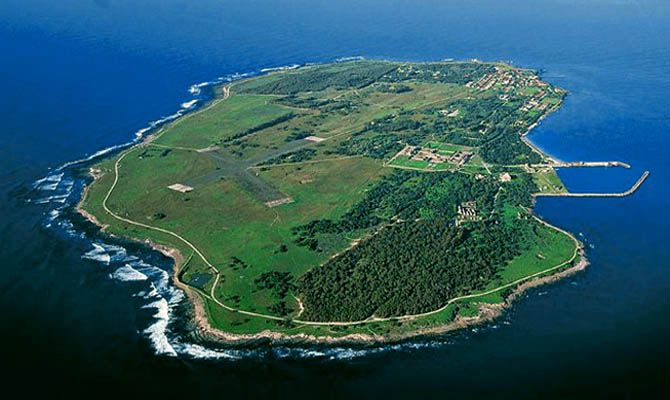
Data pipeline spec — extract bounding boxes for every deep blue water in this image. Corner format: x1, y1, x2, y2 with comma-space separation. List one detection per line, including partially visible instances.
1, 0, 669, 397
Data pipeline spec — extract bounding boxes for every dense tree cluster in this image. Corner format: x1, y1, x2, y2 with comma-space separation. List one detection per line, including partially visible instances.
480, 128, 542, 165
275, 95, 356, 113
284, 129, 312, 142
335, 132, 405, 159
497, 172, 538, 208
375, 83, 413, 93
268, 301, 293, 317
335, 112, 426, 158
292, 170, 500, 251
238, 62, 398, 94
254, 271, 295, 299
298, 218, 531, 321
292, 166, 543, 321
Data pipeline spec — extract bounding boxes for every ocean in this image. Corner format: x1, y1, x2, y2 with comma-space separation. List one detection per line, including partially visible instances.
1, 0, 669, 397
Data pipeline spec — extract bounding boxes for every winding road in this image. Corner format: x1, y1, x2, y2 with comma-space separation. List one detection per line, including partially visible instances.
98, 85, 586, 329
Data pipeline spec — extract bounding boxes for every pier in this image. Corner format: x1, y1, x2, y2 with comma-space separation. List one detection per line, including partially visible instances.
535, 171, 650, 198
550, 160, 631, 169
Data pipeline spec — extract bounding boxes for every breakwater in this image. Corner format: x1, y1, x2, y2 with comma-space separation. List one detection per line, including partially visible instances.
535, 171, 650, 198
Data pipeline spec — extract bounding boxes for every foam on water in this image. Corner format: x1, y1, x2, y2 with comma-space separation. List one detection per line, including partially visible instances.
188, 81, 213, 95
33, 194, 69, 204
260, 63, 301, 73
112, 265, 149, 282
82, 243, 112, 264
171, 342, 246, 360
143, 299, 178, 356
33, 172, 63, 189
56, 142, 133, 172
335, 56, 365, 62
180, 99, 198, 109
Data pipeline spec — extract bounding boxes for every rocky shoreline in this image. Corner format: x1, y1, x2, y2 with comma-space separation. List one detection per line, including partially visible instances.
147, 232, 588, 346
77, 166, 588, 346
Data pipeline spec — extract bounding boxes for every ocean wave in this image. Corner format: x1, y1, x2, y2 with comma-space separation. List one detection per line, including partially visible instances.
134, 126, 152, 139
335, 56, 365, 63
188, 81, 214, 95
33, 172, 64, 190
267, 339, 446, 361
171, 342, 244, 360
227, 71, 255, 81
260, 64, 301, 73
56, 142, 133, 172
143, 299, 178, 357
81, 242, 131, 265
112, 265, 149, 282
82, 243, 111, 264
180, 99, 198, 109
32, 194, 70, 204
133, 261, 170, 291
47, 209, 60, 221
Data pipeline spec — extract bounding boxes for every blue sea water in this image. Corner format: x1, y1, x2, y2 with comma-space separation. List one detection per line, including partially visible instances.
1, 0, 669, 397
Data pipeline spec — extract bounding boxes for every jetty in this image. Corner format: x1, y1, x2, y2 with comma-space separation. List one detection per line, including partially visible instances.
550, 160, 631, 169
535, 171, 650, 198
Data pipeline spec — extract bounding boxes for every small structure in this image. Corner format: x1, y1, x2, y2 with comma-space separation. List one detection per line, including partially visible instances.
89, 168, 103, 179
449, 150, 472, 166
390, 144, 473, 169
499, 172, 512, 183
304, 136, 325, 143
264, 197, 294, 208
439, 109, 460, 117
168, 183, 194, 193
197, 145, 220, 153
457, 201, 480, 225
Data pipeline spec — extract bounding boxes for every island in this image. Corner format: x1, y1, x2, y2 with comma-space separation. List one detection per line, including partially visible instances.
78, 60, 642, 343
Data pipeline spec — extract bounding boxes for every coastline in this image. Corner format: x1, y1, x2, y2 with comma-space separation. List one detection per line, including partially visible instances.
520, 100, 565, 164
76, 175, 106, 230
146, 229, 588, 345
77, 167, 587, 345
73, 63, 590, 346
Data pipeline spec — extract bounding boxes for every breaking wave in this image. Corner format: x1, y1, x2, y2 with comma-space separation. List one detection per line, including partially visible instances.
335, 56, 365, 62
111, 265, 149, 282
260, 63, 301, 73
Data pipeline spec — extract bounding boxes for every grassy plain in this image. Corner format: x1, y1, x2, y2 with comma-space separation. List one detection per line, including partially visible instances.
80, 60, 576, 339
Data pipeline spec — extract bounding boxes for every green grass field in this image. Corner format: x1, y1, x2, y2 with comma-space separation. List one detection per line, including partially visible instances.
154, 94, 294, 149
389, 156, 431, 170
424, 141, 472, 155
532, 167, 567, 194
80, 60, 576, 339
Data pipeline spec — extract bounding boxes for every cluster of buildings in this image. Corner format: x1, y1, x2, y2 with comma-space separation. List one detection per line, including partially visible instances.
519, 90, 550, 112
393, 64, 445, 80
467, 66, 549, 95
396, 145, 473, 167
456, 201, 480, 225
